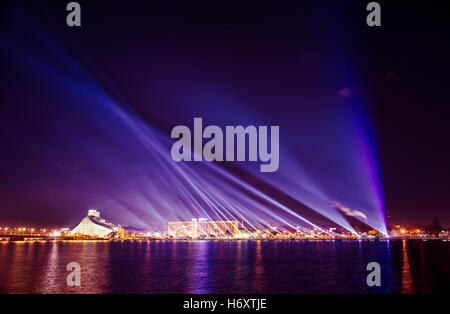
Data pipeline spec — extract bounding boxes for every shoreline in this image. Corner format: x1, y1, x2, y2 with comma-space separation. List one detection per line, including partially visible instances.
1, 237, 448, 243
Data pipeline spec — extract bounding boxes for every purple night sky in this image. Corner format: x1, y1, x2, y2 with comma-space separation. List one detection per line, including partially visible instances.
0, 1, 449, 230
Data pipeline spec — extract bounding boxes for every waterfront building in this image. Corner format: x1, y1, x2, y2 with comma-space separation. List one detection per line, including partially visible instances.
168, 219, 239, 238
71, 209, 118, 237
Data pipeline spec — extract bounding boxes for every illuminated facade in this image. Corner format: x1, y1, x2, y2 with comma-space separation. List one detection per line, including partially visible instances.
71, 209, 118, 237
168, 219, 239, 238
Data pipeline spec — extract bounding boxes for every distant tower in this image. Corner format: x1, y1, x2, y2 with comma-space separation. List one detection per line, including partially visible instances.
118, 224, 125, 239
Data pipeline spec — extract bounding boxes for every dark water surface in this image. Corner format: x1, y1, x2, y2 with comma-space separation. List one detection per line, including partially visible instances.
0, 240, 449, 294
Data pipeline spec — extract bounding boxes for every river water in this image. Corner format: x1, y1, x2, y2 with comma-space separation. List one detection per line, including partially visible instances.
0, 239, 449, 293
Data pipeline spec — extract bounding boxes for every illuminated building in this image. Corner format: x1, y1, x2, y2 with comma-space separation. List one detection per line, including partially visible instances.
71, 209, 118, 237
168, 219, 239, 238
118, 224, 125, 238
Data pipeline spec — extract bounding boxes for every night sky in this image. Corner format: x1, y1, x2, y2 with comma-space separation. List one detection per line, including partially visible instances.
1, 0, 449, 229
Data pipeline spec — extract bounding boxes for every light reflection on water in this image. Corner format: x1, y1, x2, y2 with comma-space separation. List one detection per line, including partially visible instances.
401, 240, 415, 294
0, 240, 449, 294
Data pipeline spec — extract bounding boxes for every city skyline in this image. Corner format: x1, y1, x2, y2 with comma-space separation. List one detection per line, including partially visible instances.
1, 0, 450, 297
1, 207, 448, 235
2, 207, 448, 241
1, 1, 449, 229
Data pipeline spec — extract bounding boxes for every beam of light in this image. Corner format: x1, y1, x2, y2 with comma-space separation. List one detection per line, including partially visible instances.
1, 5, 386, 236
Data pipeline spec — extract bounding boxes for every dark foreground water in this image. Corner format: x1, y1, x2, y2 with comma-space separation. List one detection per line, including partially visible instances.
0, 239, 449, 294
